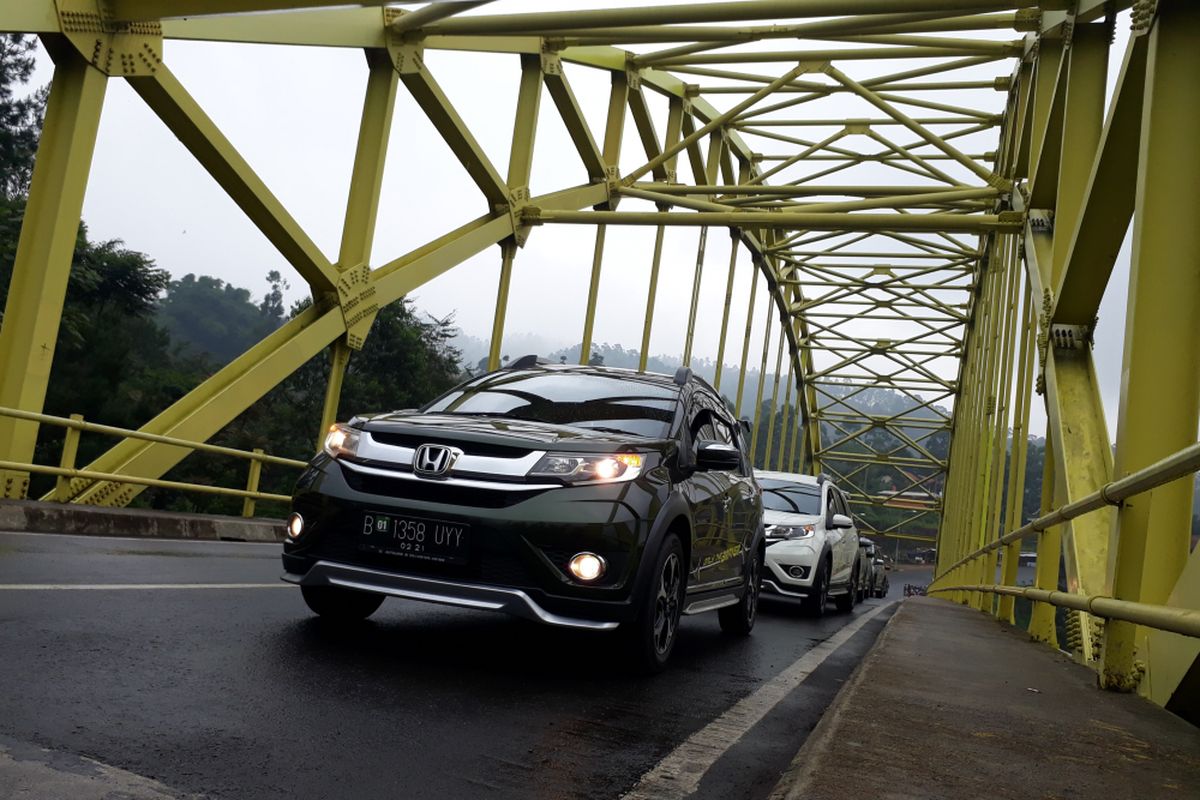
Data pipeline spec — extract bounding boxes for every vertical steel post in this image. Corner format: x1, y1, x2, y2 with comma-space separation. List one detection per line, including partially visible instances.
318, 49, 398, 446
762, 324, 786, 470
733, 261, 759, 418
748, 305, 775, 464
1102, 1, 1200, 691
488, 241, 517, 371
0, 42, 107, 499
682, 227, 708, 366
713, 236, 739, 391
775, 356, 794, 471
242, 449, 264, 518
317, 341, 352, 448
998, 281, 1035, 623
638, 220, 667, 372
54, 414, 84, 503
579, 224, 607, 365
1029, 432, 1062, 645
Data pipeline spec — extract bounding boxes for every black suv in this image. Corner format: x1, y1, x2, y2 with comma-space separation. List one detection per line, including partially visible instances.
282, 360, 764, 670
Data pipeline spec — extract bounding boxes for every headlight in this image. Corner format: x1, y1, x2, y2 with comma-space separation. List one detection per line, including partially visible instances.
528, 453, 643, 484
323, 423, 361, 459
766, 524, 815, 540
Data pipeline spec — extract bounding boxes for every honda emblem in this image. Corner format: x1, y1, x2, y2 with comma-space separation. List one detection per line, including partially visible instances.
413, 444, 461, 478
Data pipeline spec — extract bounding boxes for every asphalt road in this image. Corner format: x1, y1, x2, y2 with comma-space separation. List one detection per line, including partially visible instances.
0, 531, 919, 800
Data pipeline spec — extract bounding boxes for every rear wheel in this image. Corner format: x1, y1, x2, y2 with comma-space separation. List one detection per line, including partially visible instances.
719, 546, 761, 636
834, 565, 858, 613
802, 557, 830, 617
627, 534, 685, 673
301, 585, 385, 621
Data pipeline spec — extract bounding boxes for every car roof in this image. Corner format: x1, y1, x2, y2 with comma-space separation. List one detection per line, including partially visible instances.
491, 363, 736, 403
755, 470, 821, 487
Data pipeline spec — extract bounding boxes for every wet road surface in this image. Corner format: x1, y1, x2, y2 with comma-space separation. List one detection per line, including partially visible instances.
0, 531, 914, 799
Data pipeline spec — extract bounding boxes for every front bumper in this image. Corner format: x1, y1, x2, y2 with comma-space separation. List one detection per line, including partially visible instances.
284, 561, 618, 630
763, 539, 818, 598
283, 455, 667, 627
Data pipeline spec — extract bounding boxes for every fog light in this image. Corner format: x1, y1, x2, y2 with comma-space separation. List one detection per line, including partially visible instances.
287, 513, 304, 540
788, 565, 806, 579
568, 552, 606, 582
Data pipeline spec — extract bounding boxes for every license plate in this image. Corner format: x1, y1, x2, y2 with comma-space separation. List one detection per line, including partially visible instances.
360, 512, 470, 565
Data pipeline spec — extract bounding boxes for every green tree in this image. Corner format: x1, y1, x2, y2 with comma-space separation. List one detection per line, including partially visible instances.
149, 298, 464, 515
0, 34, 45, 201
156, 273, 283, 366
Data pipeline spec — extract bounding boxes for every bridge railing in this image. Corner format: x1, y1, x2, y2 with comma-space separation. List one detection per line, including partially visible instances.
930, 439, 1200, 640
0, 406, 308, 517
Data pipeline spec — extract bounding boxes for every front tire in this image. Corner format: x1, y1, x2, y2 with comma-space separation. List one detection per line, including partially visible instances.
627, 533, 685, 673
834, 565, 858, 613
301, 585, 384, 621
719, 546, 761, 636
802, 557, 830, 617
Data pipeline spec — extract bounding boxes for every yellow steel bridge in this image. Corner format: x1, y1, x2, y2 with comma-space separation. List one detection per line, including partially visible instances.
0, 0, 1197, 716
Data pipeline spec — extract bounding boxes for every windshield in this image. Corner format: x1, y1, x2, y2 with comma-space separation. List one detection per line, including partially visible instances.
424, 370, 680, 438
759, 479, 822, 515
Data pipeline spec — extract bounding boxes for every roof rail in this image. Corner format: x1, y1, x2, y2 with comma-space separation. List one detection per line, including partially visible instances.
505, 354, 551, 369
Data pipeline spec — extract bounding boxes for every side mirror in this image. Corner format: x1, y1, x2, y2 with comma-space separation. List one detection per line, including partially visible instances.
831, 513, 853, 530
739, 418, 752, 435
696, 440, 742, 471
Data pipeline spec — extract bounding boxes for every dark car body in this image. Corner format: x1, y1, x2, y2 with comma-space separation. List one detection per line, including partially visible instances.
282, 364, 764, 638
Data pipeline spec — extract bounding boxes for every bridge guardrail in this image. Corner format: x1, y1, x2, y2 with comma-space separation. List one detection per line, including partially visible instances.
929, 439, 1200, 640
0, 406, 309, 517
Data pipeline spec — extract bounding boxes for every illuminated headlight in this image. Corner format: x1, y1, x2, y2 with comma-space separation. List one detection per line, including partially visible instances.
766, 524, 816, 540
323, 423, 361, 459
528, 453, 643, 484
568, 552, 607, 582
286, 513, 304, 540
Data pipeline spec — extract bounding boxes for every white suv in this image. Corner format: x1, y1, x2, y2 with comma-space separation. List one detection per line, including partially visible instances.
757, 471, 862, 616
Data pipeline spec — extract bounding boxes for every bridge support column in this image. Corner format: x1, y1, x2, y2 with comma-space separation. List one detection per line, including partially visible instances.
1101, 0, 1200, 692
0, 41, 106, 499
1029, 432, 1062, 647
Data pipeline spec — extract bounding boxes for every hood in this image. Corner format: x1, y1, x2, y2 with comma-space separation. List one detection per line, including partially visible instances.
763, 509, 823, 527
356, 412, 669, 452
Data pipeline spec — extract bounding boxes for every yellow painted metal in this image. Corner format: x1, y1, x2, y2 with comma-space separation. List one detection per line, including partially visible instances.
488, 241, 517, 372
682, 227, 708, 367
748, 302, 774, 461
762, 324, 786, 469
997, 284, 1034, 624
54, 414, 83, 503
712, 235, 739, 392
0, 40, 106, 499
733, 261, 759, 418
1028, 433, 1061, 647
1102, 0, 1200, 692
127, 66, 339, 294
579, 225, 607, 366
6, 0, 1198, 715
1053, 34, 1147, 325
318, 341, 351, 450
242, 448, 264, 518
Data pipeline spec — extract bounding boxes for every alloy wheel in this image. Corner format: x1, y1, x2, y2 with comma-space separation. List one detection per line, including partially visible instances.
653, 552, 682, 656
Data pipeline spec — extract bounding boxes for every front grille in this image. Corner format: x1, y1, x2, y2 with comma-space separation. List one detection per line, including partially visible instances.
368, 431, 534, 459
339, 464, 549, 509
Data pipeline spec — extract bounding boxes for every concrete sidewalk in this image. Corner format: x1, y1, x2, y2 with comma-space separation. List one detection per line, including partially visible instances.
772, 596, 1200, 800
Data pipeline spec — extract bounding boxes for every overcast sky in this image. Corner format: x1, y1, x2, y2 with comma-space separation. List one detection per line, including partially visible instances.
24, 2, 1136, 439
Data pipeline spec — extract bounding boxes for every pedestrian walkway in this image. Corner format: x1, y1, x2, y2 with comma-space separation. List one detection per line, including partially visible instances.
771, 597, 1200, 799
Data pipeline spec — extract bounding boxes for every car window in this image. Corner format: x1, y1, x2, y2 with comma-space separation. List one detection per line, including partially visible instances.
424, 370, 679, 438
759, 480, 821, 515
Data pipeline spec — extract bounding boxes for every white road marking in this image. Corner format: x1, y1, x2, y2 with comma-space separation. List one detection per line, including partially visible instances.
622, 601, 895, 800
0, 583, 287, 590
